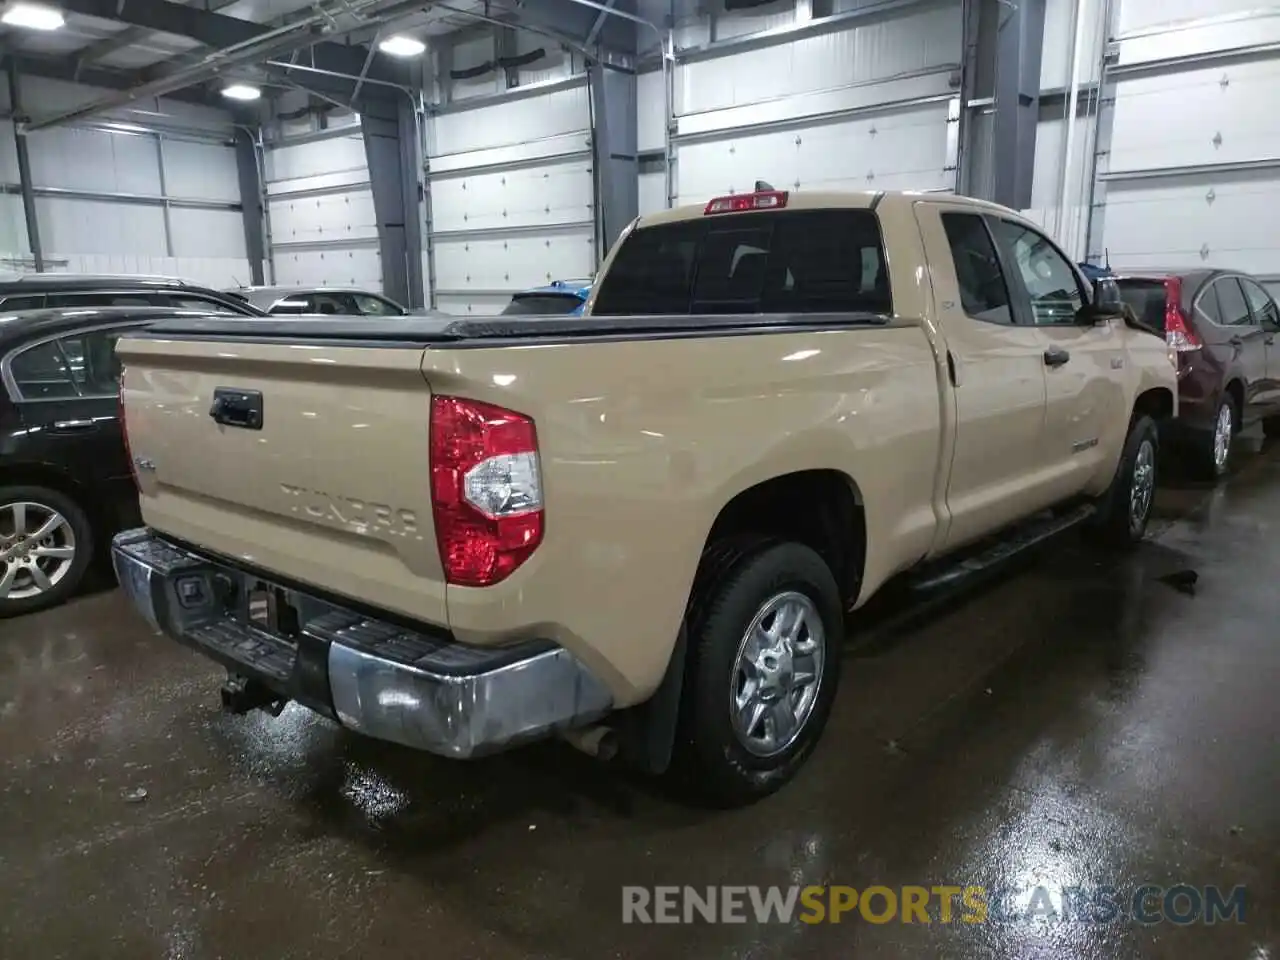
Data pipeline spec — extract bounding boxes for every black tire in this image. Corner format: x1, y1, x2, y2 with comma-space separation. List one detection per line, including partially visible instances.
1264, 416, 1280, 440
669, 540, 843, 807
1087, 414, 1159, 548
1189, 396, 1235, 481
0, 485, 94, 618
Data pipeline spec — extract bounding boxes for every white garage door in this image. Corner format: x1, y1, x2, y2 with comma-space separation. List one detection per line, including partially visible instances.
665, 4, 961, 208
1099, 0, 1280, 284
264, 128, 383, 291
427, 81, 595, 316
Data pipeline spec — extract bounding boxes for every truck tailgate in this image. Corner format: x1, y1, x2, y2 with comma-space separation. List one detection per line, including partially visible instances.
116, 334, 447, 629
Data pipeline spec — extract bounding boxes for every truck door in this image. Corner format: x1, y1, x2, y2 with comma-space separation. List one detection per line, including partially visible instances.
915, 204, 1052, 552
987, 216, 1126, 500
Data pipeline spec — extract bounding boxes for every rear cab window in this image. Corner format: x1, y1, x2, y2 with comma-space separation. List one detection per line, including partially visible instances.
590, 209, 891, 316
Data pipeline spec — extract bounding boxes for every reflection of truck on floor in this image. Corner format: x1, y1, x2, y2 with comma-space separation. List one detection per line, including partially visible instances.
112, 188, 1177, 806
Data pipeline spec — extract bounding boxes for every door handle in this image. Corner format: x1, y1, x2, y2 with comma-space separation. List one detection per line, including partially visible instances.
1230, 335, 1245, 348
50, 418, 99, 433
1266, 335, 1275, 346
1043, 346, 1071, 368
209, 388, 264, 430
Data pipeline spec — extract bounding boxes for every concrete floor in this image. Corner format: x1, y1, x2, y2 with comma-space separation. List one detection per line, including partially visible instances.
1, 445, 1278, 960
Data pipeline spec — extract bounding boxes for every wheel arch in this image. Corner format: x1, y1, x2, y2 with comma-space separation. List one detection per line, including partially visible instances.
0, 461, 107, 535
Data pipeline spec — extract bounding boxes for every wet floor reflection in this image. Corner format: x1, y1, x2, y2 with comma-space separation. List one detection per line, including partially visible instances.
1, 436, 1278, 958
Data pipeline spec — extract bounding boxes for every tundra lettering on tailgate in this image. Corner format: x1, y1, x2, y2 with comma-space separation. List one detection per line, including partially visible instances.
279, 483, 421, 539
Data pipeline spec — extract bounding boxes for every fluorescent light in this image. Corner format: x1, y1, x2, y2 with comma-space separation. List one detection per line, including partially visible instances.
2, 2, 65, 30
378, 34, 425, 57
221, 84, 261, 102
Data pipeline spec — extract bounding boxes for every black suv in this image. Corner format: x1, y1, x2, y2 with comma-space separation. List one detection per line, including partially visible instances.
0, 274, 266, 316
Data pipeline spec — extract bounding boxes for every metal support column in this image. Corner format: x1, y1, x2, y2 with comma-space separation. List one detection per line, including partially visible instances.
6, 62, 44, 272
588, 59, 638, 258
361, 97, 426, 309
234, 128, 267, 285
991, 0, 1046, 210
153, 133, 175, 258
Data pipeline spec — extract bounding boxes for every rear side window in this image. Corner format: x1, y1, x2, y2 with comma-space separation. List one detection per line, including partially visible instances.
9, 341, 78, 400
1213, 278, 1252, 327
502, 294, 584, 316
1116, 279, 1169, 333
353, 294, 404, 316
1241, 278, 1280, 328
168, 295, 244, 315
46, 293, 157, 308
590, 210, 891, 316
941, 213, 1012, 325
8, 329, 127, 400
0, 295, 44, 311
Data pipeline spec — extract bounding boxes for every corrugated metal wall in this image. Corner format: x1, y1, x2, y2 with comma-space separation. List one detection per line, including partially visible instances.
426, 49, 594, 316
263, 118, 384, 291
0, 76, 250, 287
638, 0, 963, 213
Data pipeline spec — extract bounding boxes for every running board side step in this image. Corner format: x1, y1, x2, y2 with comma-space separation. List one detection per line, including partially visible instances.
909, 503, 1096, 594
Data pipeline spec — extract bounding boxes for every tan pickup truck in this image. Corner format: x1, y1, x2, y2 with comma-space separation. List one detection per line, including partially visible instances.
112, 190, 1177, 806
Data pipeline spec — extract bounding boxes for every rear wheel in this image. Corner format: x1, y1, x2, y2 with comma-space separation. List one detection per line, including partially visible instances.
1088, 415, 1159, 548
1263, 416, 1280, 440
1190, 397, 1235, 480
0, 486, 94, 617
670, 540, 843, 807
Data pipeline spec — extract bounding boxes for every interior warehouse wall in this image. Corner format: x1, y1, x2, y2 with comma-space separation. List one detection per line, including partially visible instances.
1024, 0, 1106, 258
263, 115, 384, 292
426, 32, 594, 317
0, 76, 250, 285
1097, 0, 1280, 288
637, 0, 964, 211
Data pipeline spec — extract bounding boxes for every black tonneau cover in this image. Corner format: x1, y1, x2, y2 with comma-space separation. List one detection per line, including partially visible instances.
132, 310, 893, 347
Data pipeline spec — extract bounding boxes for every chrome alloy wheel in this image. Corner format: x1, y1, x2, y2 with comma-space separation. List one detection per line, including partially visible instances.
729, 590, 826, 758
0, 502, 77, 600
1129, 439, 1156, 534
1213, 402, 1233, 473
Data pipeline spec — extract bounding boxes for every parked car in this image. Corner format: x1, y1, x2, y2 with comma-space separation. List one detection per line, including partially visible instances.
228, 286, 408, 317
0, 274, 266, 316
501, 279, 593, 316
0, 307, 219, 616
1115, 268, 1280, 478
111, 189, 1176, 806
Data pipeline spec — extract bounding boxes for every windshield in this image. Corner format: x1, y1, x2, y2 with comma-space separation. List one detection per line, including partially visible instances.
591, 209, 891, 316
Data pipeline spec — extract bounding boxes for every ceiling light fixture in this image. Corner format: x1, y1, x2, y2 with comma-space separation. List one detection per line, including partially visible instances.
1, 2, 66, 30
378, 34, 426, 57
221, 83, 262, 102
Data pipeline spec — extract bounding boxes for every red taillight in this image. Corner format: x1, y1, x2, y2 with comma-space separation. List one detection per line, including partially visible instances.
1164, 276, 1202, 352
119, 369, 137, 486
429, 396, 543, 587
704, 190, 789, 215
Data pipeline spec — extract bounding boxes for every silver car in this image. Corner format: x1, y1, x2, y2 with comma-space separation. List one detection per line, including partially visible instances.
226, 286, 408, 317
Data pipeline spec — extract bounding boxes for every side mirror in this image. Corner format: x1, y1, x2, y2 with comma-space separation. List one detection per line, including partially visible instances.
1093, 277, 1124, 314
1079, 277, 1124, 324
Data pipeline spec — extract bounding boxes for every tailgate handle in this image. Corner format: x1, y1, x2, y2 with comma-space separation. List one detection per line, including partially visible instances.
209, 388, 264, 430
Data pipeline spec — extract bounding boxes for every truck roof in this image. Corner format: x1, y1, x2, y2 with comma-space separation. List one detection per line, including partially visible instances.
635, 189, 1021, 228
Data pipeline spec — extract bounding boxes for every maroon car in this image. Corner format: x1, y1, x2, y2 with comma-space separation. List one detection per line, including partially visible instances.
1115, 268, 1280, 478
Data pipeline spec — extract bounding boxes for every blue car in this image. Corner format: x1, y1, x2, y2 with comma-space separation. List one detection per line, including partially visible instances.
501, 279, 592, 316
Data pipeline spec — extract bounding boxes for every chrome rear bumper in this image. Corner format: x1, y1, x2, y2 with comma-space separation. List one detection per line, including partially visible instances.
111, 528, 612, 758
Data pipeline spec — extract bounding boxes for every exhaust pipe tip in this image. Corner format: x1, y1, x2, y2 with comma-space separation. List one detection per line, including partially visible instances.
561, 724, 618, 761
